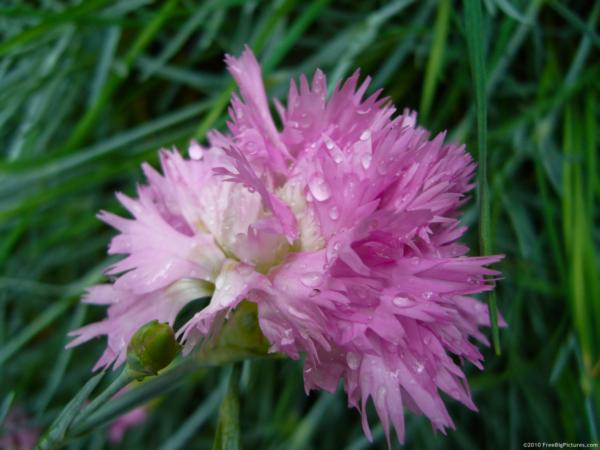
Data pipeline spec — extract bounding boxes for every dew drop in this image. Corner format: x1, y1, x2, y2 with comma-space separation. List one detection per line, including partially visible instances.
360, 130, 371, 141
467, 276, 480, 285
281, 328, 294, 345
189, 142, 204, 160
329, 206, 339, 220
301, 272, 321, 287
332, 149, 344, 164
357, 107, 371, 115
346, 352, 361, 370
392, 296, 411, 308
360, 152, 372, 169
327, 241, 341, 261
324, 136, 344, 163
414, 362, 425, 373
308, 176, 332, 201
422, 291, 434, 300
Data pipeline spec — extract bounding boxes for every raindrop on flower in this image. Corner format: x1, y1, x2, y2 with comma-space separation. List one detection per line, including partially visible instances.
329, 206, 339, 220
415, 361, 425, 373
308, 176, 332, 201
300, 272, 321, 287
346, 352, 361, 370
392, 296, 411, 308
467, 276, 480, 285
189, 142, 204, 160
360, 152, 372, 169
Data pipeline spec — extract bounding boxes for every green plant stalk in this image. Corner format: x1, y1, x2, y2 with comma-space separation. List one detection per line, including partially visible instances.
420, 0, 450, 121
463, 0, 500, 354
74, 369, 135, 427
212, 364, 242, 450
63, 0, 179, 152
0, 0, 112, 56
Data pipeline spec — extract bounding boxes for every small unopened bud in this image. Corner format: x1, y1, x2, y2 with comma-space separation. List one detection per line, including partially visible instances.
127, 321, 180, 379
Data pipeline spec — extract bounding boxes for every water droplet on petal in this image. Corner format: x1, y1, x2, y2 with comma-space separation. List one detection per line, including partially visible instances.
360, 152, 372, 169
324, 136, 344, 163
346, 352, 360, 370
327, 241, 341, 262
301, 272, 321, 287
308, 176, 331, 201
392, 296, 411, 308
189, 142, 204, 160
415, 362, 425, 373
422, 291, 434, 300
281, 328, 294, 345
332, 149, 344, 164
329, 206, 339, 220
467, 276, 480, 285
360, 130, 371, 141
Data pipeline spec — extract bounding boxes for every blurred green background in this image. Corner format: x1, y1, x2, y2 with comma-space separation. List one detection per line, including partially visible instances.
0, 0, 598, 449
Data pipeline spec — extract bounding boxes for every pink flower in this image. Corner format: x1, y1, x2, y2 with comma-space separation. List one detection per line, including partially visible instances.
69, 46, 503, 446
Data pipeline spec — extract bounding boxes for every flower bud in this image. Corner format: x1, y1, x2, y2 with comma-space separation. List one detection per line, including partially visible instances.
126, 321, 180, 379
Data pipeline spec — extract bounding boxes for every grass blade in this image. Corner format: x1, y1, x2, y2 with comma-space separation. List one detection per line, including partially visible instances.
463, 0, 501, 353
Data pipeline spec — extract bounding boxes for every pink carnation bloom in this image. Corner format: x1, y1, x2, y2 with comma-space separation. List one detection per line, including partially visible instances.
69, 46, 503, 446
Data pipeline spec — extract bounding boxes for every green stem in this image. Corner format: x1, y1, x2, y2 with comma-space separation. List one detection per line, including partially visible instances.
63, 0, 179, 152
212, 364, 242, 450
75, 368, 134, 426
463, 0, 501, 354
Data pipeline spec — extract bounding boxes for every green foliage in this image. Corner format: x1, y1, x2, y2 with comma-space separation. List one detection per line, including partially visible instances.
212, 365, 242, 450
0, 0, 598, 449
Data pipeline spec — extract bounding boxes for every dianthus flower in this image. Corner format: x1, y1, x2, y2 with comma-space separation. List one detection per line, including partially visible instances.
69, 46, 503, 446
